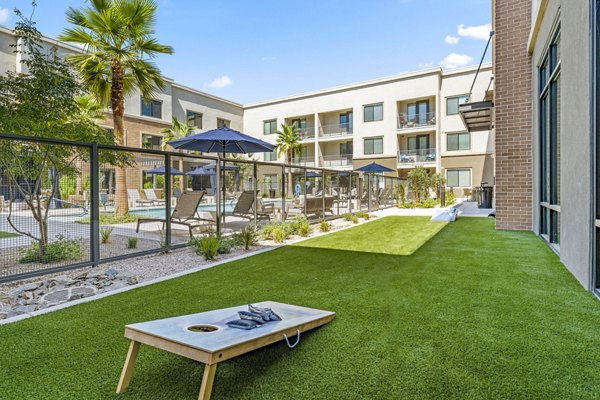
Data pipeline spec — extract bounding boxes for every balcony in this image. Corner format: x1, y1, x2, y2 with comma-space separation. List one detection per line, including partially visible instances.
319, 123, 353, 138
397, 112, 436, 130
291, 156, 315, 167
320, 154, 353, 168
298, 127, 316, 140
397, 148, 437, 165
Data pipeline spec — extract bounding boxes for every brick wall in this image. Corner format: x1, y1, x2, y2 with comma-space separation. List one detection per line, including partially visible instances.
493, 0, 533, 230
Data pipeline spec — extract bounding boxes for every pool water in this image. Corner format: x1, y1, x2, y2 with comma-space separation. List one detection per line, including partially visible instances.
130, 204, 234, 218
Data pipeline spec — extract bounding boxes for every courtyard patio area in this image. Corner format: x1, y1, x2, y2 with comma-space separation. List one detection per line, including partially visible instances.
0, 216, 598, 399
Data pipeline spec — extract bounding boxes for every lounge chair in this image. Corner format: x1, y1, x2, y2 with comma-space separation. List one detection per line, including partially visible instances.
128, 189, 154, 208
136, 191, 214, 237
143, 189, 166, 205
289, 195, 334, 218
225, 190, 271, 221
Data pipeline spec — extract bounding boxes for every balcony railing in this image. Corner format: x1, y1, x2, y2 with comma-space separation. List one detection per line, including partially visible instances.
397, 112, 436, 129
319, 123, 353, 138
297, 126, 316, 140
291, 156, 315, 167
320, 154, 353, 167
397, 148, 437, 165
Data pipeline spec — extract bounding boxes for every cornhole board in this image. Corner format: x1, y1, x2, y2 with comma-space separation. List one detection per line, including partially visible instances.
116, 301, 335, 400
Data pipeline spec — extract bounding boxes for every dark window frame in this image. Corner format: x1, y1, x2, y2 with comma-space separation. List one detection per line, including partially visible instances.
263, 119, 277, 135
446, 95, 469, 116
446, 132, 471, 151
186, 110, 203, 129
141, 97, 162, 119
363, 103, 384, 122
364, 136, 383, 155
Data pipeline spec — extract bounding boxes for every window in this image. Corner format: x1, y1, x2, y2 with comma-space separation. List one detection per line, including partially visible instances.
217, 118, 230, 128
408, 135, 430, 152
364, 137, 383, 155
446, 95, 469, 115
264, 150, 278, 161
539, 28, 561, 246
447, 132, 470, 151
141, 133, 162, 150
339, 112, 353, 132
340, 141, 353, 156
363, 103, 383, 122
186, 110, 203, 129
263, 119, 277, 135
446, 169, 471, 187
141, 97, 162, 119
291, 119, 307, 130
407, 101, 429, 124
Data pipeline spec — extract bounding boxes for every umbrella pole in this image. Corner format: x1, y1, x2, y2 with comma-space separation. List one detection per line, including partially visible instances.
222, 151, 226, 232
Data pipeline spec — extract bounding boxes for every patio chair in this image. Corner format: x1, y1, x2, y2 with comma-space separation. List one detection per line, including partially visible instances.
136, 191, 214, 237
143, 189, 166, 205
128, 189, 154, 208
225, 190, 271, 221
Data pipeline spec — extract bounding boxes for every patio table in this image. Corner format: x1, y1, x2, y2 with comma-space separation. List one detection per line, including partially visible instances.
116, 301, 335, 400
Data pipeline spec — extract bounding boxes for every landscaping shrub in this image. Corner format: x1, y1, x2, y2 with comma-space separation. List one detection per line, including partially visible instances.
355, 211, 369, 219
189, 234, 221, 261
343, 213, 353, 222
235, 226, 258, 250
218, 238, 236, 255
319, 221, 331, 232
289, 216, 312, 237
259, 222, 280, 240
77, 213, 140, 225
19, 235, 83, 264
351, 215, 359, 224
272, 227, 288, 243
126, 237, 138, 249
446, 191, 456, 205
100, 228, 113, 244
420, 198, 439, 208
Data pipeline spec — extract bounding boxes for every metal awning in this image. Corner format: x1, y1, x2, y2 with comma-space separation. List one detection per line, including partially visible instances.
459, 100, 493, 131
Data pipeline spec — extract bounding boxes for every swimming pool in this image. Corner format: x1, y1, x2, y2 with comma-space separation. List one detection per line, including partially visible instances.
129, 204, 234, 218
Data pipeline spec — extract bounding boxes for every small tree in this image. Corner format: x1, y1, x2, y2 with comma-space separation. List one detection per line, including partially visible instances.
161, 117, 195, 191
429, 173, 446, 199
275, 123, 302, 197
406, 166, 430, 203
0, 12, 115, 259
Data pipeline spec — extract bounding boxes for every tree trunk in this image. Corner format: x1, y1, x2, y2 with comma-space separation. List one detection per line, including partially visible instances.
111, 59, 129, 216
287, 151, 293, 198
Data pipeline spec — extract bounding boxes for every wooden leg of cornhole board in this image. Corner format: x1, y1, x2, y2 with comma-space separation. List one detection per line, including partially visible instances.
116, 341, 141, 393
198, 363, 218, 400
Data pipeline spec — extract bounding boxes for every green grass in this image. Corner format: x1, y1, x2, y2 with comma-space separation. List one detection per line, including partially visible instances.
0, 231, 18, 238
76, 213, 141, 225
1, 217, 600, 399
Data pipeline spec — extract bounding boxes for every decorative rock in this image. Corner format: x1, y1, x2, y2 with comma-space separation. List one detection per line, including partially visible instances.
0, 312, 7, 320
126, 276, 138, 285
74, 272, 88, 280
105, 268, 119, 278
15, 282, 40, 293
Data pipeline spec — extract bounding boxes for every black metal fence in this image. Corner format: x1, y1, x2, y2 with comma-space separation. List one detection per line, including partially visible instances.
0, 133, 405, 282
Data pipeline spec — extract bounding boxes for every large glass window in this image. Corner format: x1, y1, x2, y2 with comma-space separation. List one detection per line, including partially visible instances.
364, 103, 383, 122
447, 132, 470, 151
339, 112, 353, 132
141, 97, 162, 119
447, 169, 471, 188
364, 137, 383, 155
264, 150, 278, 161
186, 110, 203, 129
446, 95, 469, 115
263, 119, 277, 135
539, 28, 561, 246
340, 141, 353, 156
217, 118, 230, 128
141, 133, 162, 150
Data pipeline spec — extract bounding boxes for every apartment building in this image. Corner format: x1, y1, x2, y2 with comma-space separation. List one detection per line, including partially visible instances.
244, 65, 493, 196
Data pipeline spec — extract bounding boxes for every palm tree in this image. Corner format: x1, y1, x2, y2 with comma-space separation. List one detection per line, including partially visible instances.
59, 0, 173, 215
275, 123, 302, 197
74, 95, 105, 123
161, 117, 195, 191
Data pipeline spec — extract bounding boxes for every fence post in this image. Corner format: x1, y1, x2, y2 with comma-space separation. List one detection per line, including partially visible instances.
321, 169, 325, 220
90, 142, 100, 267
216, 157, 221, 235
253, 162, 257, 226
281, 164, 286, 222
304, 168, 308, 217
165, 153, 172, 250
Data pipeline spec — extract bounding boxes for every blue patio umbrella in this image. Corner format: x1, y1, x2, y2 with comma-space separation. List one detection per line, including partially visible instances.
145, 165, 185, 175
167, 127, 275, 230
305, 171, 322, 178
354, 162, 394, 173
186, 167, 216, 175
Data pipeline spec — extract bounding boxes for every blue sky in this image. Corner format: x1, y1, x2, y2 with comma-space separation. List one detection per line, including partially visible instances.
0, 0, 491, 104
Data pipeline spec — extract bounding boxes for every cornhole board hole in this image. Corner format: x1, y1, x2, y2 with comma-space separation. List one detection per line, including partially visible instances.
116, 301, 335, 400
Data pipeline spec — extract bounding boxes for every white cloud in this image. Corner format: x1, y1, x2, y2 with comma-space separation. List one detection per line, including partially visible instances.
439, 53, 473, 69
418, 61, 434, 69
206, 75, 233, 89
457, 23, 492, 41
0, 7, 10, 24
445, 35, 459, 45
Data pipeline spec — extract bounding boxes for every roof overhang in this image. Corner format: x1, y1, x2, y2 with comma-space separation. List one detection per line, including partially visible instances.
459, 100, 493, 131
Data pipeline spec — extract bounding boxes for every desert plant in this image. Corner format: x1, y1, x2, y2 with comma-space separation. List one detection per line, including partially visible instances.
190, 234, 221, 261
218, 238, 237, 255
235, 226, 258, 250
398, 182, 406, 206
259, 221, 280, 240
19, 235, 83, 264
343, 213, 353, 222
446, 190, 456, 206
351, 215, 359, 224
319, 221, 331, 232
272, 227, 288, 243
289, 216, 312, 236
298, 222, 313, 237
100, 228, 113, 244
126, 237, 138, 249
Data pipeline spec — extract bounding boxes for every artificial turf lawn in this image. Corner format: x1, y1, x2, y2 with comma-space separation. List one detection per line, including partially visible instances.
1, 216, 600, 399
